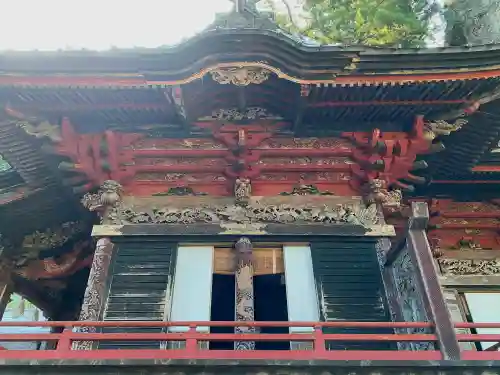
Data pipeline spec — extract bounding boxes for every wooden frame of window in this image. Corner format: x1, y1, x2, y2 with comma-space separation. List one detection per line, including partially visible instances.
453, 289, 500, 351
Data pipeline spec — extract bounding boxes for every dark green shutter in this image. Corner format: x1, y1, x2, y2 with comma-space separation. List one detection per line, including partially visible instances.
310, 238, 394, 350
99, 238, 177, 349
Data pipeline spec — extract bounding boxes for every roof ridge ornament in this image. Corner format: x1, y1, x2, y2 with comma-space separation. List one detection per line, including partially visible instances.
208, 0, 281, 32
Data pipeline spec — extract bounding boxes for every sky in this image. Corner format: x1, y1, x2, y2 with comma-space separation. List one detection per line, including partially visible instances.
0, 0, 445, 51
0, 0, 234, 50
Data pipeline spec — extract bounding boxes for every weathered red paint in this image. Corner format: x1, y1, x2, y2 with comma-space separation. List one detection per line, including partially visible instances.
346, 116, 432, 190
54, 119, 359, 196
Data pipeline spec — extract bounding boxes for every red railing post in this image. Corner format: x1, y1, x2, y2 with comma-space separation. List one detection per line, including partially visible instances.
56, 325, 73, 353
314, 325, 328, 358
185, 324, 198, 354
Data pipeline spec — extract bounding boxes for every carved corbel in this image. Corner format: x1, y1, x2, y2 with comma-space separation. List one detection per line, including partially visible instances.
81, 180, 123, 224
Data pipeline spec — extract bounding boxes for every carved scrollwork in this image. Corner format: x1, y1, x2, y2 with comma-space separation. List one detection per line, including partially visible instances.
210, 67, 271, 86
438, 259, 500, 275
110, 202, 379, 228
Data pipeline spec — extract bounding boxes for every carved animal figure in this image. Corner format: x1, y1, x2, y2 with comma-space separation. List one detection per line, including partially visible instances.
423, 119, 467, 140
99, 180, 123, 206
234, 177, 252, 205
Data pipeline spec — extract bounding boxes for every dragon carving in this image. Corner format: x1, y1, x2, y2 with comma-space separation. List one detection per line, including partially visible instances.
423, 119, 467, 140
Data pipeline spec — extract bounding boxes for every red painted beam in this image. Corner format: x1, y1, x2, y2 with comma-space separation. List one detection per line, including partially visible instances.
0, 349, 445, 361
472, 165, 500, 172
439, 211, 500, 218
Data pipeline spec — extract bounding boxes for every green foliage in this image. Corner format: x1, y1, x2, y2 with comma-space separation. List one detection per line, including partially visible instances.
269, 0, 440, 47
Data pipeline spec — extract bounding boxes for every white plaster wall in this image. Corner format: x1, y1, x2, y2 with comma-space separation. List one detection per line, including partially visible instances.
283, 245, 320, 333
169, 246, 214, 332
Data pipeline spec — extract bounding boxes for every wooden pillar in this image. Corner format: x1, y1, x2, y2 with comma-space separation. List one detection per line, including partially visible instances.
73, 237, 114, 350
234, 237, 255, 350
406, 202, 461, 360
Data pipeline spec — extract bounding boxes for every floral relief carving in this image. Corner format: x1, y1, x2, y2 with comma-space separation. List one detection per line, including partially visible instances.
391, 248, 433, 351
73, 238, 114, 351
199, 107, 283, 121
259, 137, 351, 149
135, 173, 227, 182
131, 138, 226, 150
109, 202, 380, 228
438, 259, 500, 275
279, 184, 335, 196
210, 67, 271, 86
255, 172, 351, 182
234, 237, 256, 351
257, 157, 351, 166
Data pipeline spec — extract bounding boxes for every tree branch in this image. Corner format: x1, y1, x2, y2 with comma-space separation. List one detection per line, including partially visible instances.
279, 0, 299, 29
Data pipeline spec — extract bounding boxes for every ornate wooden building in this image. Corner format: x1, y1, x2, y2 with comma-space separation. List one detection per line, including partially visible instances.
0, 4, 500, 374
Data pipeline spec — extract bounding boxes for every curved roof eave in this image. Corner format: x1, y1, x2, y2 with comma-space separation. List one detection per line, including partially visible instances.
2, 30, 500, 87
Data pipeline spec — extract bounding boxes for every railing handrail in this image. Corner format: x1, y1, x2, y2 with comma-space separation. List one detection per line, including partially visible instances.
0, 320, 435, 328
0, 320, 499, 329
0, 321, 498, 362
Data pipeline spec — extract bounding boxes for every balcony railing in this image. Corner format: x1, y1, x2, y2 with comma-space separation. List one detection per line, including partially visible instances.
0, 321, 499, 361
